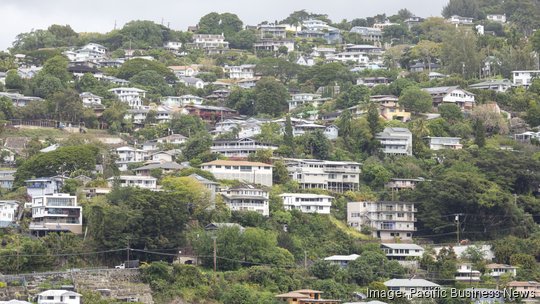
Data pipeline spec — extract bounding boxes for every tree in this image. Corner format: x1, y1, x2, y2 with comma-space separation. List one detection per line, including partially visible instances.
255, 58, 302, 84
367, 102, 382, 138
117, 58, 175, 82
473, 118, 486, 148
48, 89, 85, 122
284, 115, 294, 153
348, 251, 405, 285
399, 87, 432, 114
197, 12, 243, 38
0, 97, 15, 120
438, 104, 463, 122
410, 40, 442, 73
119, 20, 170, 49
182, 132, 212, 161
440, 29, 482, 79
228, 30, 257, 50
161, 176, 213, 215
310, 260, 342, 279
335, 85, 370, 109
301, 130, 331, 159
41, 55, 71, 83
442, 0, 481, 19
5, 70, 25, 91
254, 77, 289, 117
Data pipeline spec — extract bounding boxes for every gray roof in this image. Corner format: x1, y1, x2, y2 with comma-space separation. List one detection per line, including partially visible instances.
381, 243, 424, 250
134, 162, 183, 171
189, 174, 218, 185
384, 279, 440, 288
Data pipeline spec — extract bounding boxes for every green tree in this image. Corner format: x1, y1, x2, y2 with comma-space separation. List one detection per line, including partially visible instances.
284, 115, 294, 152
399, 87, 432, 114
439, 104, 463, 122
254, 77, 289, 116
335, 85, 370, 109
5, 70, 25, 91
182, 132, 212, 161
41, 55, 71, 83
473, 118, 486, 148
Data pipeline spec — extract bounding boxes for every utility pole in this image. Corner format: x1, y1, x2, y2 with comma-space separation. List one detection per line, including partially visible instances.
304, 250, 307, 269
126, 237, 131, 264
455, 214, 461, 245
212, 235, 217, 272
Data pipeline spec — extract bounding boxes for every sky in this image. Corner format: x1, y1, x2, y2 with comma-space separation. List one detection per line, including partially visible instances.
0, 0, 449, 51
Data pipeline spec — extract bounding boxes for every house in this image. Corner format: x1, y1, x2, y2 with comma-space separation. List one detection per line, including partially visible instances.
205, 222, 245, 232
0, 300, 32, 304
17, 65, 42, 79
433, 244, 495, 261
169, 65, 199, 78
161, 95, 204, 107
384, 279, 440, 298
311, 47, 336, 58
429, 72, 448, 80
201, 160, 273, 187
303, 19, 331, 31
280, 193, 333, 214
296, 56, 315, 66
157, 134, 187, 145
292, 124, 339, 140
376, 128, 413, 156
108, 87, 146, 108
469, 79, 512, 93
357, 77, 391, 88
25, 177, 65, 198
512, 70, 540, 87
221, 184, 269, 216
507, 281, 540, 300
79, 92, 102, 107
254, 39, 295, 53
0, 200, 19, 225
0, 170, 15, 189
164, 41, 182, 50
486, 263, 518, 278
349, 27, 383, 42
371, 95, 410, 122
133, 162, 183, 176
190, 174, 220, 204
30, 194, 82, 235
424, 137, 462, 150
448, 15, 474, 25
347, 201, 417, 241
178, 77, 205, 89
487, 14, 506, 23
346, 44, 383, 53
422, 86, 475, 111
258, 24, 287, 39
189, 34, 229, 52
455, 264, 481, 282
288, 93, 329, 111
108, 175, 158, 189
115, 146, 148, 171
183, 105, 237, 122
37, 290, 81, 304
381, 243, 424, 266
146, 151, 175, 163
405, 16, 425, 29
409, 62, 441, 73
275, 290, 339, 304
226, 65, 256, 79
333, 52, 369, 64
285, 158, 361, 193
515, 131, 540, 142
0, 92, 43, 107
385, 178, 426, 191
323, 254, 360, 267
211, 138, 278, 158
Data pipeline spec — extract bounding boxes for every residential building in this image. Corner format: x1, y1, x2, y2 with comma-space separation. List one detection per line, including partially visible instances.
288, 93, 329, 111
347, 201, 417, 241
157, 134, 187, 145
333, 52, 369, 64
0, 92, 43, 107
507, 281, 540, 300
292, 123, 339, 140
409, 62, 441, 73
455, 264, 481, 282
160, 94, 204, 107
0, 170, 15, 189
515, 131, 540, 142
280, 193, 333, 214
146, 151, 175, 163
0, 200, 19, 224
226, 64, 256, 79
258, 24, 287, 39
25, 177, 64, 198
357, 77, 391, 88
429, 72, 448, 80
37, 290, 82, 304
381, 243, 424, 265
448, 15, 474, 25
30, 194, 82, 235
385, 178, 426, 191
169, 65, 199, 78
107, 175, 158, 190
296, 56, 315, 66
349, 27, 382, 42
303, 19, 331, 31
190, 174, 220, 204
178, 77, 205, 89
115, 146, 148, 171
108, 87, 146, 108
469, 79, 512, 93
512, 70, 540, 87
311, 47, 336, 58
371, 95, 411, 122
376, 127, 413, 156
164, 41, 183, 50
221, 184, 269, 216
183, 104, 237, 122
201, 160, 273, 187
79, 92, 102, 107
424, 137, 462, 150
211, 138, 278, 158
133, 162, 183, 176
384, 279, 440, 298
205, 222, 245, 232
433, 244, 495, 261
346, 44, 383, 53
422, 86, 475, 111
487, 14, 506, 23
275, 290, 339, 304
323, 254, 360, 267
486, 263, 518, 278
284, 158, 361, 193
405, 16, 425, 29
189, 34, 229, 53
254, 39, 295, 53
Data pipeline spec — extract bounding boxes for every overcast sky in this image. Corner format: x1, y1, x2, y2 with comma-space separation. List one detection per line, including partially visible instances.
0, 0, 448, 51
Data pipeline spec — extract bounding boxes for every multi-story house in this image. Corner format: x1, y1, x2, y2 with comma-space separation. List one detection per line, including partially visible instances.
37, 290, 82, 304
182, 104, 237, 122
288, 93, 329, 111
292, 124, 339, 140
160, 94, 204, 107
0, 200, 19, 225
0, 170, 15, 189
79, 92, 102, 107
169, 65, 199, 78
455, 264, 481, 282
0, 92, 43, 107
275, 290, 339, 304
211, 138, 278, 158
30, 194, 82, 235
254, 39, 295, 53
347, 201, 417, 241
376, 127, 413, 156
108, 87, 146, 108
424, 137, 463, 150
190, 34, 229, 53
221, 184, 269, 216
280, 193, 333, 214
385, 178, 427, 191
381, 243, 424, 266
201, 160, 273, 187
357, 77, 391, 88
115, 146, 148, 171
349, 27, 382, 42
178, 77, 205, 89
258, 24, 287, 39
163, 41, 183, 50
25, 177, 64, 198
107, 175, 158, 189
512, 70, 540, 87
332, 52, 369, 64
284, 158, 361, 193
226, 65, 256, 79
422, 86, 475, 111
486, 263, 518, 278
371, 95, 411, 122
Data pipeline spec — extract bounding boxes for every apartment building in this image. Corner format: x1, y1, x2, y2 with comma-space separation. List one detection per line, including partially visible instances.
211, 138, 278, 158
0, 200, 19, 225
347, 201, 417, 241
25, 177, 64, 198
108, 87, 146, 109
115, 146, 148, 171
190, 34, 229, 52
201, 160, 273, 187
376, 127, 413, 156
512, 70, 540, 87
279, 193, 333, 214
221, 184, 269, 216
30, 194, 82, 235
284, 158, 361, 193
225, 64, 256, 79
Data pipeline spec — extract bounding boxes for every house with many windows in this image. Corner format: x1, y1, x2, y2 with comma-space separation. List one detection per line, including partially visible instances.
25, 177, 65, 198
279, 193, 333, 214
211, 138, 278, 158
347, 201, 417, 241
512, 70, 540, 87
201, 160, 273, 187
30, 194, 82, 235
381, 243, 424, 266
455, 264, 481, 282
376, 127, 413, 156
225, 65, 256, 79
221, 184, 269, 216
108, 87, 146, 108
37, 290, 81, 304
422, 86, 475, 111
115, 146, 148, 171
288, 93, 329, 111
0, 200, 19, 226
349, 26, 382, 42
323, 254, 360, 267
424, 137, 462, 150
107, 175, 158, 190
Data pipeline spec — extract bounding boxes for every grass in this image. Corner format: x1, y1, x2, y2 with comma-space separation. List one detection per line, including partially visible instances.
329, 215, 370, 240
3, 127, 119, 140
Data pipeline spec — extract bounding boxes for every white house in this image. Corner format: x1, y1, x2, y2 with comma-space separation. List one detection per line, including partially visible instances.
190, 34, 229, 51
164, 41, 183, 50
25, 177, 64, 198
115, 146, 148, 171
0, 92, 43, 107
348, 201, 417, 241
161, 95, 204, 107
284, 158, 361, 193
296, 56, 315, 66
424, 137, 462, 150
448, 15, 474, 25
108, 87, 146, 108
376, 127, 413, 156
469, 79, 512, 93
0, 200, 19, 224
254, 39, 295, 53
385, 178, 426, 191
487, 14, 506, 23
423, 86, 475, 111
384, 279, 441, 299
280, 193, 333, 214
178, 77, 205, 89
349, 27, 382, 42
292, 124, 339, 140
37, 290, 81, 304
226, 65, 256, 79
455, 264, 481, 282
333, 52, 369, 64
221, 184, 269, 216
381, 243, 424, 266
0, 170, 15, 189
108, 175, 158, 190
190, 174, 220, 205
512, 70, 540, 87
157, 134, 187, 145
323, 254, 360, 267
211, 138, 278, 158
288, 93, 329, 111
258, 24, 287, 39
30, 194, 83, 235
486, 263, 518, 278
79, 92, 102, 107
201, 160, 273, 187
